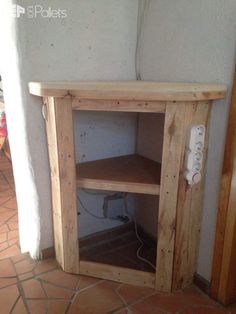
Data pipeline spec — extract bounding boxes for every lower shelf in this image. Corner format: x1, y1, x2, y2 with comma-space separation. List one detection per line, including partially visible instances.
76, 154, 161, 195
79, 223, 156, 288
80, 261, 155, 288
80, 229, 156, 273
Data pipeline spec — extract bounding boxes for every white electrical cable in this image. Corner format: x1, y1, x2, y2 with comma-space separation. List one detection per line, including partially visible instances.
123, 194, 156, 271
77, 195, 106, 220
78, 192, 156, 271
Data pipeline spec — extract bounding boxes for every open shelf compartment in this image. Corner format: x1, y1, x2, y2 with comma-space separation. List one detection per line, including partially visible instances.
76, 154, 161, 195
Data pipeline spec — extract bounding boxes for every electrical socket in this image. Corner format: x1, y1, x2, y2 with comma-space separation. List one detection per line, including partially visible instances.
103, 192, 126, 218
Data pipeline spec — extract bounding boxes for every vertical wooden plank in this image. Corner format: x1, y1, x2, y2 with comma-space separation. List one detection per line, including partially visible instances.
172, 101, 210, 290
156, 102, 186, 291
44, 96, 79, 274
212, 69, 236, 304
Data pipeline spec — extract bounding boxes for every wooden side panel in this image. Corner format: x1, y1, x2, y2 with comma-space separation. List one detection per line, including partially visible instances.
45, 96, 79, 273
80, 261, 155, 288
211, 69, 236, 304
172, 101, 210, 290
156, 102, 186, 291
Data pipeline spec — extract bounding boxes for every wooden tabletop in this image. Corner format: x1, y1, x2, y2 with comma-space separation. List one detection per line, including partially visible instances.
28, 81, 226, 101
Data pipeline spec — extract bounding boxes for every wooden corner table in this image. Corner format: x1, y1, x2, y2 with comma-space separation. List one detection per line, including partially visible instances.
29, 81, 226, 292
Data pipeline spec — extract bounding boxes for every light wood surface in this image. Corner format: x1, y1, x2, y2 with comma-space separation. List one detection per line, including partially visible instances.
77, 154, 161, 195
36, 80, 226, 293
29, 81, 226, 101
155, 102, 186, 291
211, 69, 236, 304
80, 261, 155, 288
172, 101, 210, 290
72, 99, 166, 113
45, 96, 79, 274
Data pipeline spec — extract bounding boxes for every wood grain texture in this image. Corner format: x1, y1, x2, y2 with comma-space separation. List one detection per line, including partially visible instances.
211, 69, 236, 304
45, 96, 79, 274
29, 81, 226, 101
172, 101, 210, 291
155, 102, 186, 291
80, 261, 155, 288
76, 154, 161, 195
37, 80, 225, 292
72, 99, 166, 113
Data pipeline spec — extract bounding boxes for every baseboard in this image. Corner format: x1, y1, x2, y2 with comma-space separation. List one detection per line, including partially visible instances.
40, 222, 135, 260
79, 221, 135, 249
193, 272, 211, 295
40, 246, 55, 260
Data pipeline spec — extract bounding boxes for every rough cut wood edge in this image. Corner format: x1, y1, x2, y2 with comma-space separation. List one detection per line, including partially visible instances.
45, 96, 79, 274
80, 261, 155, 288
72, 99, 166, 113
29, 81, 226, 101
172, 101, 210, 291
155, 102, 186, 292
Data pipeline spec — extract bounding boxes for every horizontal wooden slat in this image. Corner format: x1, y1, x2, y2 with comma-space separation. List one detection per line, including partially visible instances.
79, 261, 155, 288
76, 154, 161, 195
72, 99, 166, 113
77, 178, 160, 195
29, 81, 226, 101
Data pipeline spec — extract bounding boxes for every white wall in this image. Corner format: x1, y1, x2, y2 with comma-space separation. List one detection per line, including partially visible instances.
138, 0, 236, 280
75, 111, 137, 237
0, 0, 138, 255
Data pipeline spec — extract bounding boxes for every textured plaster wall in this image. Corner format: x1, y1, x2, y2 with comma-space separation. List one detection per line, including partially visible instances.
138, 0, 236, 280
0, 0, 138, 255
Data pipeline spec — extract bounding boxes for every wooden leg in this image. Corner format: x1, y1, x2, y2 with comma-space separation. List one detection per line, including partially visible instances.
156, 102, 186, 291
45, 96, 79, 274
172, 101, 210, 290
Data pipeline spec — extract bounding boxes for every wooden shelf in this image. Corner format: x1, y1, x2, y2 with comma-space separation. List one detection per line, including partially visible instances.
76, 154, 161, 195
29, 81, 226, 101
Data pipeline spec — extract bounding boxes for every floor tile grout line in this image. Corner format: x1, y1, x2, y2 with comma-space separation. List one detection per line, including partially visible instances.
21, 265, 59, 279
65, 279, 106, 314
38, 278, 50, 314
1, 169, 15, 192
115, 284, 128, 307
9, 294, 20, 314
0, 212, 18, 227
65, 300, 73, 314
26, 297, 76, 301
122, 290, 160, 309
9, 257, 31, 314
37, 277, 77, 294
0, 197, 15, 208
12, 254, 31, 264
76, 278, 105, 294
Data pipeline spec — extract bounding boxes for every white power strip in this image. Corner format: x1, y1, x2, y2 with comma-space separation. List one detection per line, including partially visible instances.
185, 125, 206, 185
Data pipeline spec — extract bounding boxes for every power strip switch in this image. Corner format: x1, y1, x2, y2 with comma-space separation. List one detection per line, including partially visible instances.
184, 125, 206, 185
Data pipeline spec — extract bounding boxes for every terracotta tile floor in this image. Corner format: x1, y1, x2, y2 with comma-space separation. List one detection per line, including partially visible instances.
0, 153, 20, 260
1, 152, 236, 313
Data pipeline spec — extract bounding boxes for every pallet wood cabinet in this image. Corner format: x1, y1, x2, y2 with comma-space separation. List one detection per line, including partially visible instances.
29, 81, 226, 292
